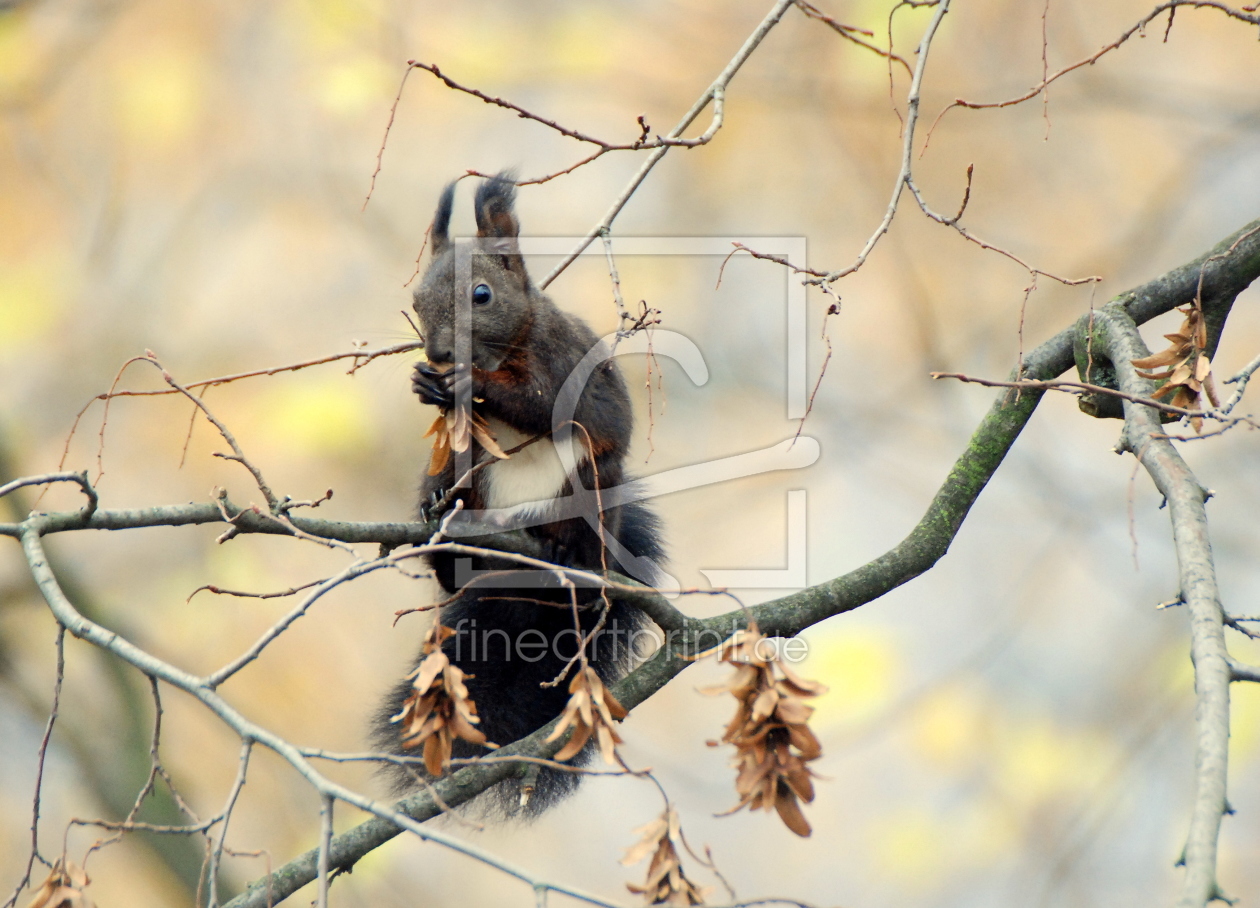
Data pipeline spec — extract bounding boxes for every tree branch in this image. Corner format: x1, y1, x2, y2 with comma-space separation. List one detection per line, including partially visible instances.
537, 0, 796, 289
1086, 305, 1234, 908
1230, 660, 1260, 684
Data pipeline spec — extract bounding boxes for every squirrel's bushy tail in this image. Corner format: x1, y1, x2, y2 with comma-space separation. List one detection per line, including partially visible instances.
373, 499, 663, 817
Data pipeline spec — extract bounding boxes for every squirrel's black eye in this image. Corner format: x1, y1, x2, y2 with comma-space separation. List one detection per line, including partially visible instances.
471, 283, 493, 306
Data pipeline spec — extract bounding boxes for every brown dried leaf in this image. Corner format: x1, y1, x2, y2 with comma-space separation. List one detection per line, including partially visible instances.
772, 693, 814, 725
1130, 349, 1183, 370
426, 409, 510, 475
425, 414, 452, 476
750, 687, 779, 721
1204, 370, 1221, 408
777, 659, 829, 697
1130, 303, 1216, 434
26, 861, 95, 908
392, 624, 488, 774
409, 649, 449, 696
623, 809, 709, 905
471, 413, 510, 460
1167, 361, 1194, 387
423, 725, 450, 776
621, 816, 670, 866
705, 623, 826, 837
553, 720, 595, 762
546, 666, 626, 764
448, 405, 470, 453
773, 784, 813, 837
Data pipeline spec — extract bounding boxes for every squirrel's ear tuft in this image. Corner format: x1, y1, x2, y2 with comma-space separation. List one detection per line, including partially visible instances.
474, 171, 521, 239
474, 171, 530, 285
430, 180, 457, 257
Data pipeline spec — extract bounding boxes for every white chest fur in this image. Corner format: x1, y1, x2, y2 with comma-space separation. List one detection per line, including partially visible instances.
477, 417, 588, 513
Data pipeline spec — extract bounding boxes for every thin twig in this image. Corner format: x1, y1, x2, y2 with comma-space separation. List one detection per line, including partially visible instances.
931, 371, 1259, 433
207, 742, 252, 908
905, 173, 1100, 286
3, 628, 64, 908
0, 472, 97, 518
364, 64, 415, 209
538, 0, 797, 289
794, 0, 913, 75
925, 1, 1260, 135
809, 0, 952, 285
148, 353, 284, 507
316, 795, 333, 908
187, 579, 330, 603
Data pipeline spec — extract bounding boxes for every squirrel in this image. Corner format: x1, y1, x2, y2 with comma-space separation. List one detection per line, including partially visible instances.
373, 173, 665, 815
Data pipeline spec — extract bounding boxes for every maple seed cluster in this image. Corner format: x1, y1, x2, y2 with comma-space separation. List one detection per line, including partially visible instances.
1131, 301, 1219, 433
546, 664, 628, 764
422, 362, 509, 476
26, 861, 95, 908
704, 623, 828, 837
622, 808, 709, 907
391, 624, 490, 776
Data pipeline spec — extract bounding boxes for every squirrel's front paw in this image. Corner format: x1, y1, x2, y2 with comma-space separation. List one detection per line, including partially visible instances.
420, 488, 452, 523
412, 362, 470, 408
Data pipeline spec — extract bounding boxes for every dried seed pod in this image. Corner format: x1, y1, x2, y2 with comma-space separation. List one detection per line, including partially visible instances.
622, 807, 710, 906
26, 861, 95, 908
702, 623, 827, 837
391, 624, 491, 776
546, 665, 628, 764
1131, 301, 1218, 433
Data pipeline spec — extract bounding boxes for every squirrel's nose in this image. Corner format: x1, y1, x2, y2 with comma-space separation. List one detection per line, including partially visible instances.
425, 345, 454, 365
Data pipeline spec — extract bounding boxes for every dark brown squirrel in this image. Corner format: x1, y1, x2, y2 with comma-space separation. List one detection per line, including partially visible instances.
373, 173, 665, 815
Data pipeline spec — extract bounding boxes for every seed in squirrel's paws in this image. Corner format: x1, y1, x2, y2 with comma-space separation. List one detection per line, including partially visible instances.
426, 360, 455, 373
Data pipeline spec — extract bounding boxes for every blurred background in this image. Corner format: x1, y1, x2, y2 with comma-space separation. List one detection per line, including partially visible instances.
2, 1, 1259, 906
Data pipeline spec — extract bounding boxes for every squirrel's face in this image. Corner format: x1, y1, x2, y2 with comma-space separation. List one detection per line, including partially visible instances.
412, 244, 534, 372
412, 173, 536, 372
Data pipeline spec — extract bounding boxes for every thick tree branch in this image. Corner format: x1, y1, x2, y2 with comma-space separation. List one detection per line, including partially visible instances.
1087, 305, 1234, 908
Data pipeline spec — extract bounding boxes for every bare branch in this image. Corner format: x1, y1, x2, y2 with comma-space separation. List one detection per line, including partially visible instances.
0, 472, 97, 518
811, 0, 952, 284
905, 172, 1101, 286
795, 0, 913, 75
206, 742, 252, 908
396, 57, 728, 188
719, 243, 831, 282
9, 215, 1259, 907
1086, 305, 1233, 908
3, 628, 63, 908
931, 371, 1259, 433
926, 2, 1260, 133
538, 0, 797, 289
